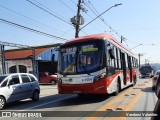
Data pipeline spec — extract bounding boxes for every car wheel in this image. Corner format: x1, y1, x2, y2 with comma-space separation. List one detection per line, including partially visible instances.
32, 90, 39, 101
0, 96, 6, 110
50, 80, 56, 85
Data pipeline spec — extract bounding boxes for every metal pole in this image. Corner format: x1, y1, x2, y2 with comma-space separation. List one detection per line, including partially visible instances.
138, 54, 140, 68
79, 3, 122, 31
1, 45, 6, 74
75, 0, 81, 38
32, 48, 36, 75
121, 36, 123, 43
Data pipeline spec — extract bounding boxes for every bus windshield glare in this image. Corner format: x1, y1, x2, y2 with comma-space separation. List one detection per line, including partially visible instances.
58, 41, 104, 75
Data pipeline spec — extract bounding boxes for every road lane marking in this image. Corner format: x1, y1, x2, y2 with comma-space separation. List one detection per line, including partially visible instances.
19, 95, 75, 111
102, 85, 148, 120
86, 87, 134, 119
86, 80, 150, 120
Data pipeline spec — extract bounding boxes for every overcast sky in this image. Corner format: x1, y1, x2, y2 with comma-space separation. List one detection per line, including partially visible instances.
0, 0, 160, 64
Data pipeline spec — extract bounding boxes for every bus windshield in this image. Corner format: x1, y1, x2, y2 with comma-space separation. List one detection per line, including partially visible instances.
58, 40, 104, 75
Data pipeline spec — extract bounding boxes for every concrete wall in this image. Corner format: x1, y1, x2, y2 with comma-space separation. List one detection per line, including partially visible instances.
6, 59, 33, 73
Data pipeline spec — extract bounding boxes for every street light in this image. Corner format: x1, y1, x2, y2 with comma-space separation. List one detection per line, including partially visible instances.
138, 53, 145, 68
79, 3, 122, 31
130, 44, 143, 50
145, 56, 151, 65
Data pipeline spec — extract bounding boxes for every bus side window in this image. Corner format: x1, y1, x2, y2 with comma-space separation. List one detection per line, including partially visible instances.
135, 59, 138, 67
115, 47, 120, 70
114, 46, 118, 69
125, 53, 128, 69
128, 55, 132, 70
117, 49, 121, 69
133, 58, 136, 68
110, 44, 115, 70
107, 43, 115, 76
120, 50, 123, 70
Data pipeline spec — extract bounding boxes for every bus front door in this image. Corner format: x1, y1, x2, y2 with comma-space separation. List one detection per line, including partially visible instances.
121, 53, 127, 85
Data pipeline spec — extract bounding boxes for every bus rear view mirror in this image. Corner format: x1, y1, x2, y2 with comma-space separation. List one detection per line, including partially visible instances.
109, 48, 115, 59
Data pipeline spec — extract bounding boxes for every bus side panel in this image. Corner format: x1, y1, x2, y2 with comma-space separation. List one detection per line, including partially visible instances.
132, 68, 138, 81
126, 70, 131, 82
58, 69, 137, 95
58, 79, 107, 94
58, 71, 122, 94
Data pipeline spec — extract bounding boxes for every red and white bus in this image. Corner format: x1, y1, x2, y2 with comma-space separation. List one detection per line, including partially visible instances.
57, 33, 138, 95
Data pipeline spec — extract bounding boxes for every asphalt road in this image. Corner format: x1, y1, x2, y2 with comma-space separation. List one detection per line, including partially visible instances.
0, 77, 158, 120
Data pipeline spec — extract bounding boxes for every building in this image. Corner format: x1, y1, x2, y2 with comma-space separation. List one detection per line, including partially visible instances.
5, 44, 60, 76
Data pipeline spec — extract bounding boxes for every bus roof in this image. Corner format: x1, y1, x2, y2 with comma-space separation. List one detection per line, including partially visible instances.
64, 33, 135, 57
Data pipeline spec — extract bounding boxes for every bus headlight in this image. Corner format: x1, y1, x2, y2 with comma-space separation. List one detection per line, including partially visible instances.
93, 72, 106, 83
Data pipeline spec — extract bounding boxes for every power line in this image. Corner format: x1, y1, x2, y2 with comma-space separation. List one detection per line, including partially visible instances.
86, 1, 104, 20
86, 1, 121, 37
117, 27, 160, 31
27, 0, 88, 37
26, 0, 72, 25
59, 0, 76, 13
0, 41, 31, 48
70, 0, 77, 5
84, 1, 132, 48
32, 0, 67, 20
83, 1, 107, 31
86, 1, 132, 48
79, 3, 122, 31
0, 18, 67, 41
0, 4, 73, 36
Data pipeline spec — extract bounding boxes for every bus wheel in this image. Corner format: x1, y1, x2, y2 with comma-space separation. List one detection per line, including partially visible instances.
113, 81, 120, 96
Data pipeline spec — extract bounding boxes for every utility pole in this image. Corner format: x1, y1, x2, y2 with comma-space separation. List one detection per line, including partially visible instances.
75, 0, 81, 38
138, 53, 141, 68
138, 53, 143, 68
121, 36, 123, 43
70, 0, 85, 38
0, 45, 6, 74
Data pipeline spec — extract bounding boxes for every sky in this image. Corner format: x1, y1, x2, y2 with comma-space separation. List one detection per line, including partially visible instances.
0, 0, 160, 64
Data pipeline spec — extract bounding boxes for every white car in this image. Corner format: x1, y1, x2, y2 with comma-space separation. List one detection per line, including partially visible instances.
0, 73, 40, 109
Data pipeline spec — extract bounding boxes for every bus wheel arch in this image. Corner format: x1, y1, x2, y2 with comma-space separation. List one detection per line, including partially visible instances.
113, 76, 121, 96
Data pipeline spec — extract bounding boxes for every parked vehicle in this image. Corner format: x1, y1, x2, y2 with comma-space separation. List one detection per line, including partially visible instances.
152, 70, 160, 90
0, 73, 40, 109
139, 65, 153, 78
152, 75, 160, 120
39, 72, 57, 85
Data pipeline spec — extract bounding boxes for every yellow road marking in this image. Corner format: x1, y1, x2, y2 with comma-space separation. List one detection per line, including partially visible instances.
86, 87, 133, 120
86, 80, 150, 120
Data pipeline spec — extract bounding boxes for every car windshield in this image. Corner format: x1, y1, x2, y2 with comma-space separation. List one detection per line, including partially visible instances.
58, 40, 104, 75
0, 75, 8, 84
140, 66, 153, 73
